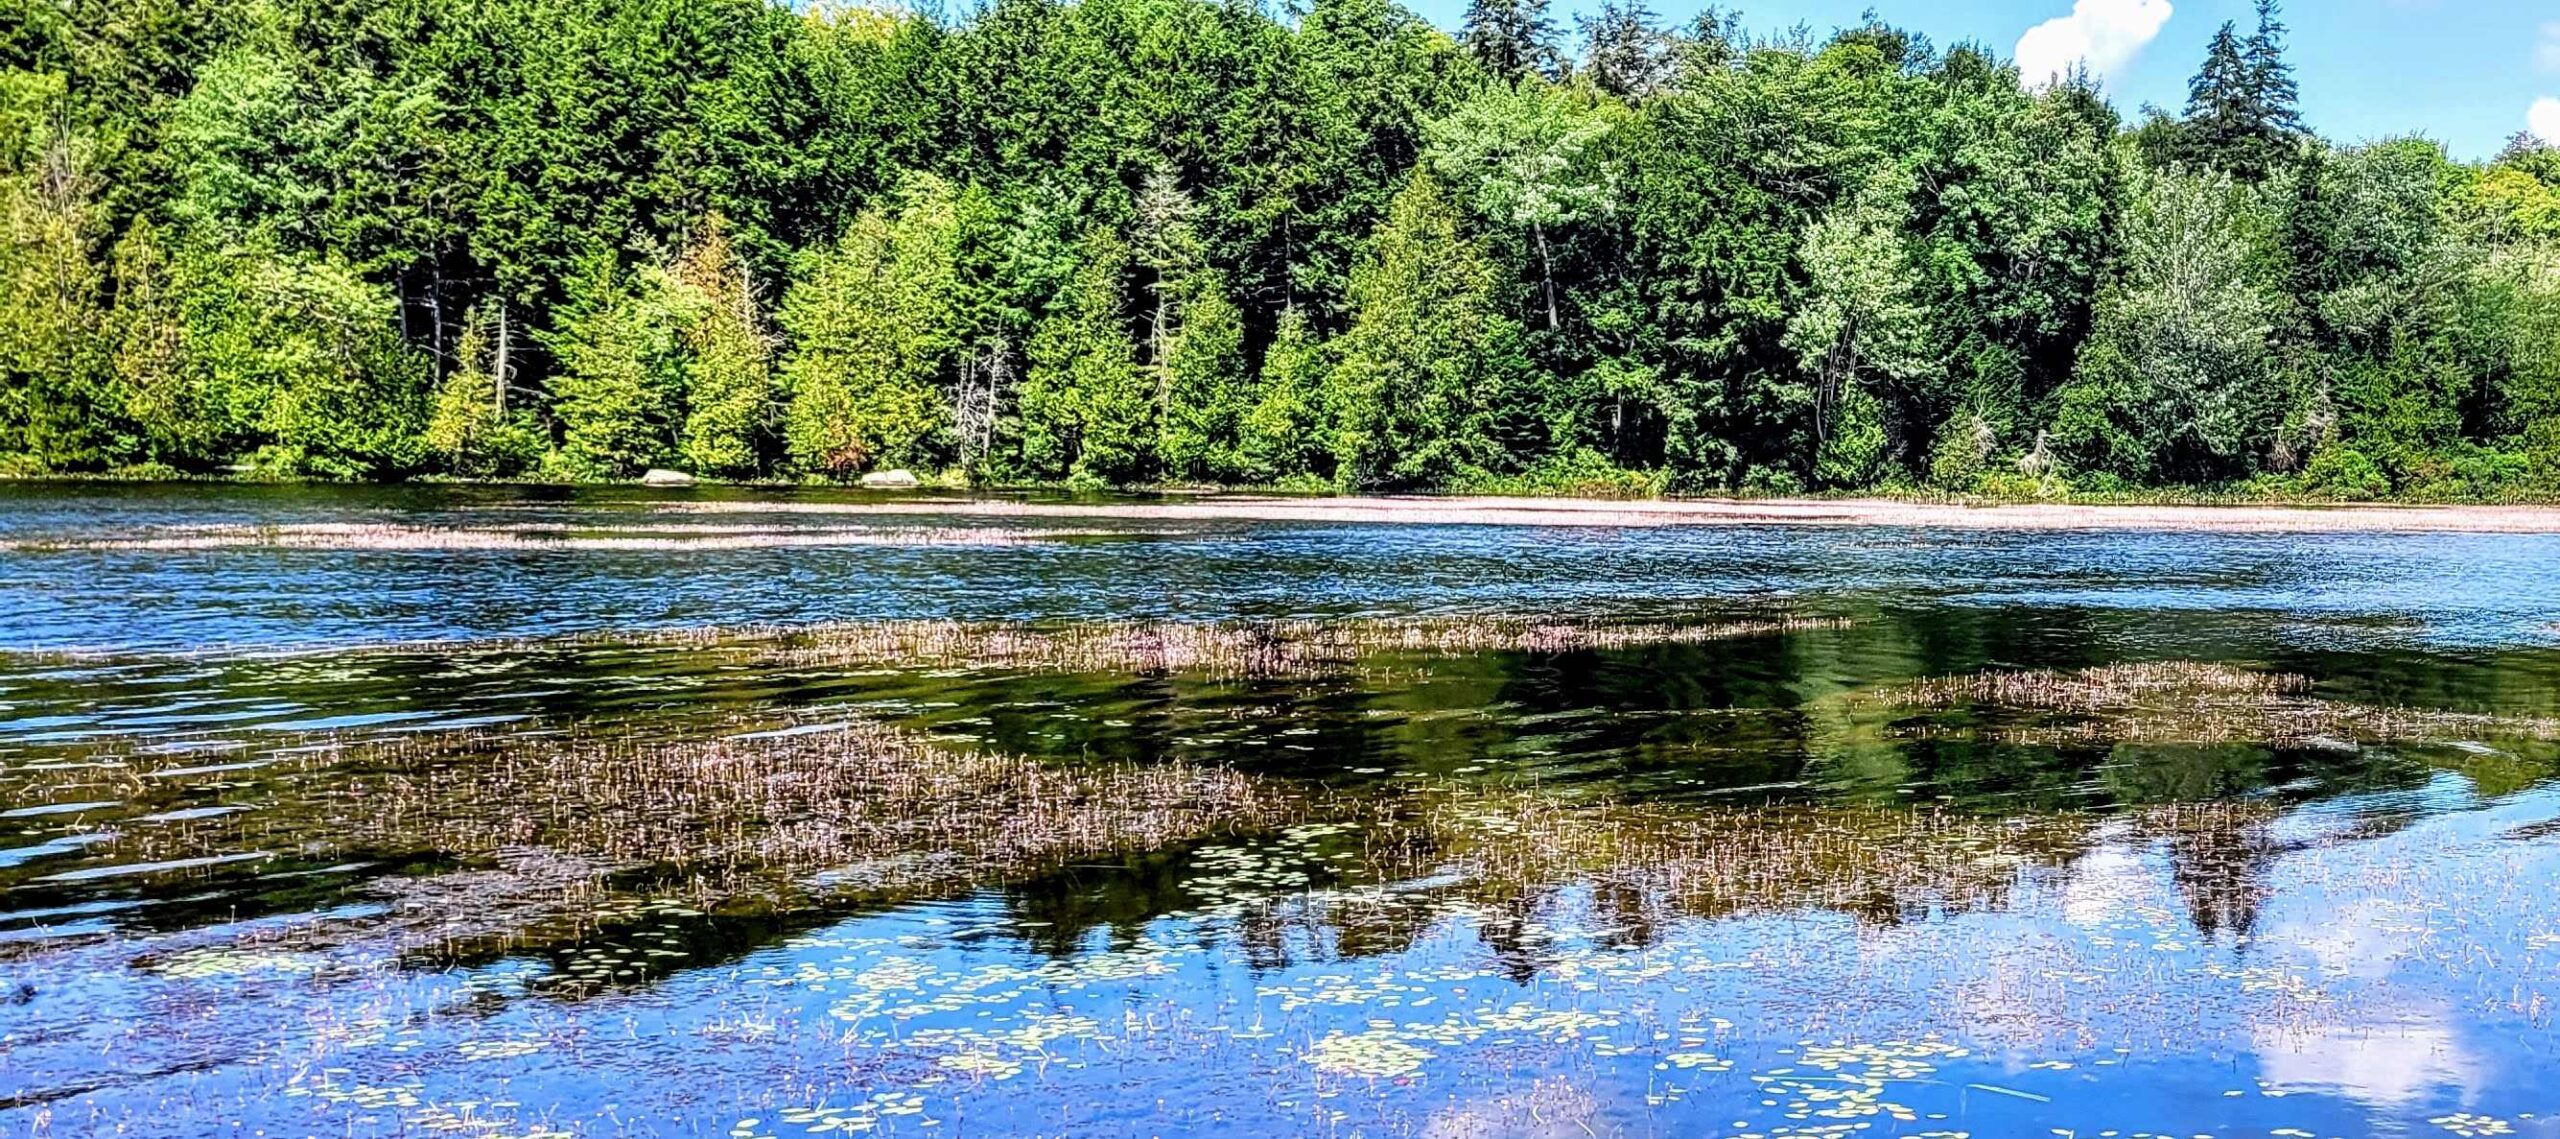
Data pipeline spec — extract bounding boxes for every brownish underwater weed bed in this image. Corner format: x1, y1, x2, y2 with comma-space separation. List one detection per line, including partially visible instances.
1860, 661, 2560, 745
712, 615, 1849, 679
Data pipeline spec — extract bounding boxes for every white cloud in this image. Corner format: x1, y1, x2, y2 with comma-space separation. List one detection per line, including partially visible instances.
2538, 22, 2560, 73
2534, 97, 2560, 144
2015, 0, 2176, 87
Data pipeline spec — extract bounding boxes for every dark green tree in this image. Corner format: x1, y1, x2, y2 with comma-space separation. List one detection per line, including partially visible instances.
1462, 0, 1560, 85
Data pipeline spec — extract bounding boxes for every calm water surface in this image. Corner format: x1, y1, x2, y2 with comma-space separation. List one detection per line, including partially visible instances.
2, 484, 2558, 1138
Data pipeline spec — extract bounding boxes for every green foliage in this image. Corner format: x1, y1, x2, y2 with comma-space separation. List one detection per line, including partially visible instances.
778, 175, 964, 477
1237, 307, 1330, 483
1019, 232, 1150, 485
0, 0, 2543, 500
424, 305, 544, 477
1323, 173, 1534, 489
1786, 170, 1934, 485
1157, 272, 1251, 483
0, 71, 108, 468
543, 255, 684, 478
2053, 168, 2285, 483
180, 240, 431, 479
670, 218, 777, 479
1461, 0, 1561, 84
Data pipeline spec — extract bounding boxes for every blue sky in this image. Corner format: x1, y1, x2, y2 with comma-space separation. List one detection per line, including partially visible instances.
1403, 0, 2560, 160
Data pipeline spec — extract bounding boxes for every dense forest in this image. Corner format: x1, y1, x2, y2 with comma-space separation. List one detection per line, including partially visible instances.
3, 0, 2558, 497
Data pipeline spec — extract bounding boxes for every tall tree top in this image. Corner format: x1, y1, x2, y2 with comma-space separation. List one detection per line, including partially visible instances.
2242, 0, 2303, 139
1462, 0, 1561, 85
2179, 3, 2305, 181
1578, 0, 1669, 101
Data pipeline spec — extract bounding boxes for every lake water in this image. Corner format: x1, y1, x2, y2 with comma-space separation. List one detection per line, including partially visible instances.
2, 483, 2558, 1138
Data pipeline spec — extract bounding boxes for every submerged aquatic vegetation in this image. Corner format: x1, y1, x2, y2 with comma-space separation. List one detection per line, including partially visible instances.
290, 718, 1299, 952
727, 614, 1850, 679
1357, 789, 2107, 930
1863, 661, 2560, 746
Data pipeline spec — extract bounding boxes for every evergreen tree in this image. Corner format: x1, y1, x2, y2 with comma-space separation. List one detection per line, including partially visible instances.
1579, 1, 1670, 101
1322, 173, 1534, 488
1018, 233, 1151, 484
104, 217, 209, 467
2179, 2, 2304, 180
2241, 0, 2302, 140
0, 75, 108, 468
671, 218, 777, 479
1462, 0, 1561, 85
777, 177, 964, 477
1156, 271, 1250, 482
544, 255, 685, 479
1238, 307, 1330, 482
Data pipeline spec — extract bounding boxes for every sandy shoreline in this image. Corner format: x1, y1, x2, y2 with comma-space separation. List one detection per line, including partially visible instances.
654, 494, 2560, 534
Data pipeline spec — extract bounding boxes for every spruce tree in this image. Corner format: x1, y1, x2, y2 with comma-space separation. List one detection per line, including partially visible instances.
2182, 24, 2253, 170
1462, 0, 1561, 84
2180, 2, 2305, 181
1579, 1, 1669, 101
2242, 0, 2303, 140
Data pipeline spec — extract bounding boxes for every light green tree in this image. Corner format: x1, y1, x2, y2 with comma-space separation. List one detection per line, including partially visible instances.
1426, 80, 1615, 331
1784, 171, 1936, 486
778, 175, 964, 476
1323, 173, 1533, 488
1156, 271, 1249, 482
1237, 307, 1331, 483
2053, 168, 2285, 482
0, 74, 108, 468
544, 255, 685, 478
671, 217, 777, 479
1019, 232, 1151, 485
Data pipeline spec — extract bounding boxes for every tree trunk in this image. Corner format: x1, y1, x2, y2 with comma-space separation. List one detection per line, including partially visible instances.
1533, 221, 1560, 332
494, 303, 511, 416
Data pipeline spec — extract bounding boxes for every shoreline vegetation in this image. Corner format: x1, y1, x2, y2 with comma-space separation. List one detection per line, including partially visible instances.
15, 489, 2560, 539
7, 1, 2560, 505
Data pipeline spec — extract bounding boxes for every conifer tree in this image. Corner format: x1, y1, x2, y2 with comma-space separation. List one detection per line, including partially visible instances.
1462, 0, 1561, 85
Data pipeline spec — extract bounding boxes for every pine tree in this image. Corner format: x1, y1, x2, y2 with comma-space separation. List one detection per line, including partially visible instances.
1579, 1, 1669, 101
1462, 0, 1561, 84
2241, 0, 2303, 140
2179, 2, 2304, 181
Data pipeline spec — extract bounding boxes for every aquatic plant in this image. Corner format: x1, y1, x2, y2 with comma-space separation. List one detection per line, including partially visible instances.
731, 614, 1851, 679
1862, 661, 2560, 746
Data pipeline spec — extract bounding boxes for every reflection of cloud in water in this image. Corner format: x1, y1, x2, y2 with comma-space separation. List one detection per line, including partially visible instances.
1419, 1080, 1605, 1139
2252, 1019, 2483, 1110
2270, 896, 2418, 982
2059, 833, 2161, 928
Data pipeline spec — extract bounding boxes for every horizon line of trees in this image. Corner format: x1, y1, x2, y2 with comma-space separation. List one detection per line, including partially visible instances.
4, 0, 2559, 498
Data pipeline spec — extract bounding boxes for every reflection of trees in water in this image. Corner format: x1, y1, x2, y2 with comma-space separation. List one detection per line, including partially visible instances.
2148, 803, 2282, 942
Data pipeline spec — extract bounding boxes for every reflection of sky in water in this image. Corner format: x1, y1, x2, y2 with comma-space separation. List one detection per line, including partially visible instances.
4, 485, 2559, 1137
6, 785, 2556, 1137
